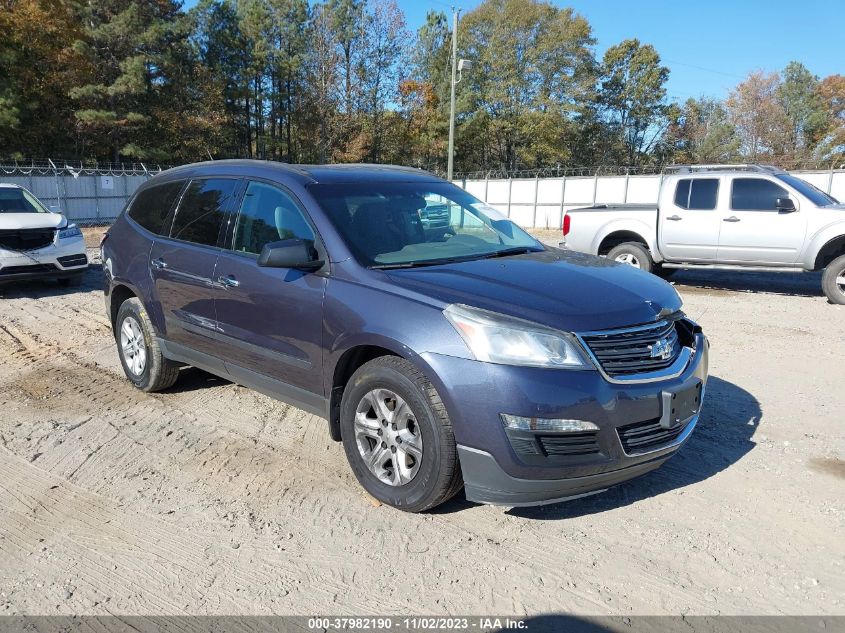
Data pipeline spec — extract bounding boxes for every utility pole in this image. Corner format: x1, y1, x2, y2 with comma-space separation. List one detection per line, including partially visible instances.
447, 8, 460, 181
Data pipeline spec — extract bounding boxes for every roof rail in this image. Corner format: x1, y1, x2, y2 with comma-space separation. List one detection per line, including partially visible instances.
663, 164, 786, 174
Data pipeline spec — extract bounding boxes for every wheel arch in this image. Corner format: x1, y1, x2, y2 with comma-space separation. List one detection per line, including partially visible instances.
813, 234, 845, 271
596, 226, 657, 261
109, 283, 138, 329
327, 338, 411, 442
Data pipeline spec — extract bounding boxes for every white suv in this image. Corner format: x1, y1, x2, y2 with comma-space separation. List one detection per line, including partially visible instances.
0, 183, 88, 286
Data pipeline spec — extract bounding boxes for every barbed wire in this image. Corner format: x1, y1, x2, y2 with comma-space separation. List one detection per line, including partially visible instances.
450, 161, 845, 180
0, 159, 169, 177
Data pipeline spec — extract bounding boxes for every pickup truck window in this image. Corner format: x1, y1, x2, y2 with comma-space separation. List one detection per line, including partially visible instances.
673, 178, 718, 210
730, 178, 788, 211
774, 174, 838, 206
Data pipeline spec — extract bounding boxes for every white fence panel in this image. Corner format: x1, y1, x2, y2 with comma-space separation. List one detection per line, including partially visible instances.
459, 169, 842, 228
625, 176, 661, 203
831, 172, 845, 201
563, 177, 594, 205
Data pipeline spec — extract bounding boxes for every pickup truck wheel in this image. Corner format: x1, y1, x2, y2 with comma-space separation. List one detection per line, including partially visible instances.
607, 242, 653, 273
115, 298, 181, 392
822, 254, 845, 305
340, 356, 462, 512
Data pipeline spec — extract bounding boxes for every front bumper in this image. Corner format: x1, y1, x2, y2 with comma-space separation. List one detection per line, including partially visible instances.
420, 333, 709, 506
0, 236, 88, 283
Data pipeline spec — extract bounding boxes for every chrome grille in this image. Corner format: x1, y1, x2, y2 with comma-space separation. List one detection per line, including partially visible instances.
580, 319, 682, 377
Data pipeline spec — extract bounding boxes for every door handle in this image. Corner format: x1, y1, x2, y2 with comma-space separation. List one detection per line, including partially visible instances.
217, 275, 240, 288
151, 258, 168, 270
723, 216, 741, 223
666, 215, 683, 221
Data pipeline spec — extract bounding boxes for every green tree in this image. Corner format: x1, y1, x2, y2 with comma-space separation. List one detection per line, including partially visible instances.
599, 38, 670, 165
459, 0, 597, 172
777, 61, 828, 167
190, 0, 252, 157
726, 70, 790, 162
70, 0, 192, 161
667, 97, 740, 164
0, 0, 86, 158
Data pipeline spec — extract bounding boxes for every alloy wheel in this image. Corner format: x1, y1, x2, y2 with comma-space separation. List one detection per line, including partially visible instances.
120, 315, 147, 376
615, 253, 641, 268
354, 388, 423, 486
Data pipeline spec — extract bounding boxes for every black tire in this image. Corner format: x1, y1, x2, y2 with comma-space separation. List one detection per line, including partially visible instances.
115, 297, 180, 392
340, 356, 462, 512
606, 242, 654, 273
822, 254, 845, 305
58, 273, 84, 287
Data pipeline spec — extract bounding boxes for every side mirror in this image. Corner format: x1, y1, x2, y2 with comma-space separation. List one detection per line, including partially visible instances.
258, 238, 324, 271
776, 197, 796, 213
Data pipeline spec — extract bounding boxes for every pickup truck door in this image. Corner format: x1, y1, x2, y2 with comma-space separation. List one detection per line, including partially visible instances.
657, 177, 722, 261
717, 177, 807, 264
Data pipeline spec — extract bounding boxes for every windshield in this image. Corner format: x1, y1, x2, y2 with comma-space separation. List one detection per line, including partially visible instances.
308, 181, 543, 268
775, 174, 838, 206
0, 187, 51, 214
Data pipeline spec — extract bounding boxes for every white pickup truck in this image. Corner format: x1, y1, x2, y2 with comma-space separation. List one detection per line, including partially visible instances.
561, 165, 845, 304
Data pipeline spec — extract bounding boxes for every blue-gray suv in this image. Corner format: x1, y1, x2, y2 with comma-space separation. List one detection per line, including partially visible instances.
102, 160, 709, 512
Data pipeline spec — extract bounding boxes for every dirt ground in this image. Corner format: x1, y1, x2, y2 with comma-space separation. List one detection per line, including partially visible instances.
0, 236, 842, 617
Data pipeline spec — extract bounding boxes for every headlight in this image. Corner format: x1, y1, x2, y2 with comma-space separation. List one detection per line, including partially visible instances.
58, 224, 82, 239
443, 304, 592, 369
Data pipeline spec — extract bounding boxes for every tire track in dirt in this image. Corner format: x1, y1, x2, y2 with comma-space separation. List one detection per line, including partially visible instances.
0, 317, 724, 614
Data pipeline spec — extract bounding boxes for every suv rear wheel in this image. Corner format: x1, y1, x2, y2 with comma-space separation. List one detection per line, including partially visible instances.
822, 254, 845, 305
607, 242, 654, 273
340, 356, 463, 512
115, 298, 180, 392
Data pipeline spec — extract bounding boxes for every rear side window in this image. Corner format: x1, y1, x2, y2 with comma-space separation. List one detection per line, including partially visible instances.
731, 178, 788, 211
674, 178, 719, 210
232, 181, 315, 256
126, 181, 184, 234
169, 179, 239, 247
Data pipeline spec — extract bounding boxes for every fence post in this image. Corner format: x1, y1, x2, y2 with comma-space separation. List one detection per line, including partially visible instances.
48, 159, 62, 214
559, 175, 567, 230
506, 178, 513, 218
623, 170, 630, 203
828, 167, 835, 195
592, 170, 598, 205
532, 174, 539, 228
484, 174, 489, 202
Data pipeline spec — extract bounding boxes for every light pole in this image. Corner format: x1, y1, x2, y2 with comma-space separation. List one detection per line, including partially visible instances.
447, 8, 461, 181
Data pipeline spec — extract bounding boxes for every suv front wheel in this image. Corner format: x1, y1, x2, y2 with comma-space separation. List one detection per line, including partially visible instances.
115, 297, 180, 392
822, 254, 845, 305
340, 356, 463, 512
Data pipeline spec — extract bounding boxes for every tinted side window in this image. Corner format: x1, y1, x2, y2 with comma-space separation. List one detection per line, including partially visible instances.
170, 179, 238, 247
731, 178, 788, 211
126, 181, 184, 234
674, 178, 718, 210
232, 181, 315, 255
674, 180, 691, 208
688, 179, 719, 210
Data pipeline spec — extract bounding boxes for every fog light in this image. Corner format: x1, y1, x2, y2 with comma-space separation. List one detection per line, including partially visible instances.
500, 414, 598, 432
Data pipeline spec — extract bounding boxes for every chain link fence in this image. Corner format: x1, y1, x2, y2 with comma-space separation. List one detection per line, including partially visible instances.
0, 159, 169, 226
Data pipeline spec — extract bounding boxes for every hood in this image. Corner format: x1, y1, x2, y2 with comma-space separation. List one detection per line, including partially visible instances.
0, 213, 65, 230
385, 249, 683, 333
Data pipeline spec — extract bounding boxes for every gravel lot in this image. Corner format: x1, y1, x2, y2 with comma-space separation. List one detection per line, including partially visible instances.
0, 238, 842, 617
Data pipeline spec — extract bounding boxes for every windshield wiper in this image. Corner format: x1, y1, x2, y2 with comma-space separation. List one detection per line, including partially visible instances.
478, 246, 541, 259
370, 247, 542, 270
370, 258, 465, 270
